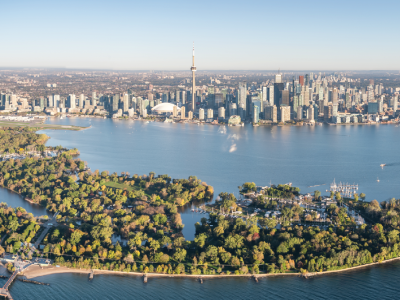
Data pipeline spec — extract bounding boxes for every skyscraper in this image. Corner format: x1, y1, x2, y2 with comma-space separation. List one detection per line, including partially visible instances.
79, 94, 85, 108
274, 72, 284, 107
68, 94, 76, 109
190, 44, 196, 112
299, 76, 304, 86
238, 82, 247, 116
281, 90, 289, 106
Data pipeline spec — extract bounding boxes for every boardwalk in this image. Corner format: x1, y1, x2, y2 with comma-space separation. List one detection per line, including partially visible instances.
0, 260, 34, 299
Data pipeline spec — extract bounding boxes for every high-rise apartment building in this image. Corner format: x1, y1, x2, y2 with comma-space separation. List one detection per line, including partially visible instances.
68, 94, 76, 109
237, 82, 247, 117
264, 105, 277, 123
207, 108, 213, 119
199, 108, 205, 120
280, 105, 290, 123
79, 94, 85, 108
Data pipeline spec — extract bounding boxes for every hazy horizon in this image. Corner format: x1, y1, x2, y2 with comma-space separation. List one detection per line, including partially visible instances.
2, 0, 400, 70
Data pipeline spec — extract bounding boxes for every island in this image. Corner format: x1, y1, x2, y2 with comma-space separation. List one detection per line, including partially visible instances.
0, 127, 398, 298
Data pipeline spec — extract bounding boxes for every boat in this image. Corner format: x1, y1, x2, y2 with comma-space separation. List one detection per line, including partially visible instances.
377, 177, 380, 182
380, 164, 386, 168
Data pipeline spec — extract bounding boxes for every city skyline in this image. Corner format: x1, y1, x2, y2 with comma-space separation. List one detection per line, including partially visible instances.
1, 0, 400, 70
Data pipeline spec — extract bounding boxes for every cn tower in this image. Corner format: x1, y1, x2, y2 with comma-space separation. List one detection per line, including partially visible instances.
190, 43, 196, 112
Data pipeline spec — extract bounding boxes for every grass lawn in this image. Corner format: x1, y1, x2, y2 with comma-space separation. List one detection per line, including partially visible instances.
0, 120, 87, 131
104, 181, 153, 197
104, 181, 135, 191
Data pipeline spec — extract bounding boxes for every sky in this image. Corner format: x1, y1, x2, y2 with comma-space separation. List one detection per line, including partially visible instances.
1, 0, 400, 70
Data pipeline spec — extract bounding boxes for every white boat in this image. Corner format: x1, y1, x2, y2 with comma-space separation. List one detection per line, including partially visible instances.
377, 177, 380, 182
380, 164, 386, 168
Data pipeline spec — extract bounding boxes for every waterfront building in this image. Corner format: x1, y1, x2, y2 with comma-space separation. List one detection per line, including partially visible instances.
218, 107, 225, 120
228, 115, 241, 125
237, 82, 247, 117
297, 106, 303, 120
112, 94, 119, 113
123, 94, 129, 112
324, 105, 332, 122
253, 104, 260, 123
314, 104, 319, 120
207, 108, 214, 119
332, 115, 341, 124
280, 105, 290, 123
188, 110, 193, 120
199, 108, 205, 120
229, 102, 237, 116
67, 94, 76, 109
92, 92, 97, 106
368, 102, 378, 114
180, 106, 185, 119
264, 105, 277, 123
47, 95, 54, 107
308, 106, 314, 121
378, 99, 383, 113
79, 94, 85, 108
54, 95, 60, 108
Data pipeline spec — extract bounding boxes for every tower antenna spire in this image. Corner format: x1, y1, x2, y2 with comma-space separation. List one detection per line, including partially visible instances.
190, 42, 197, 113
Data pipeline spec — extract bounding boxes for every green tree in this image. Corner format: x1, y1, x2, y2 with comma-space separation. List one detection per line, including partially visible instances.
173, 248, 187, 262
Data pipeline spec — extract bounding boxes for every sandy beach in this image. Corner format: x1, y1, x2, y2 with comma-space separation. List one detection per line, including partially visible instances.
20, 255, 400, 281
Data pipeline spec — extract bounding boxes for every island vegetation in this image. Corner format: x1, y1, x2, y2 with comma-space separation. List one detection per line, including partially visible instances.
0, 129, 400, 278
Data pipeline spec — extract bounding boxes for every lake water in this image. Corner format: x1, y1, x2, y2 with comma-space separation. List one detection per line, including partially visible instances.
4, 117, 400, 299
38, 118, 400, 238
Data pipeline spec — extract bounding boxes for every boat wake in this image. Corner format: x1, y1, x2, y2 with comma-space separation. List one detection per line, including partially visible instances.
308, 184, 326, 188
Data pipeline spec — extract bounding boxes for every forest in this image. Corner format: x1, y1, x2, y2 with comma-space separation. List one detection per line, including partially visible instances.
0, 128, 399, 276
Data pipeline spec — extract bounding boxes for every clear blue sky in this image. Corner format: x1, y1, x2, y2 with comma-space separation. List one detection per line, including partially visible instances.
1, 0, 400, 70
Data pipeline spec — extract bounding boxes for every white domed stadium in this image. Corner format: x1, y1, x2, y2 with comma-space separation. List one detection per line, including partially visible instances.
151, 103, 180, 114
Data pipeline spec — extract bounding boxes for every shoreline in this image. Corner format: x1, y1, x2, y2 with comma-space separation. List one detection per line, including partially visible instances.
49, 114, 400, 127
22, 255, 400, 280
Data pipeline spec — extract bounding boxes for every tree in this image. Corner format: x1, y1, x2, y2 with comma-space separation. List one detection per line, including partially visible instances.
70, 230, 83, 245
360, 193, 366, 201
173, 248, 187, 262
8, 219, 19, 232
388, 229, 399, 244
314, 190, 321, 201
